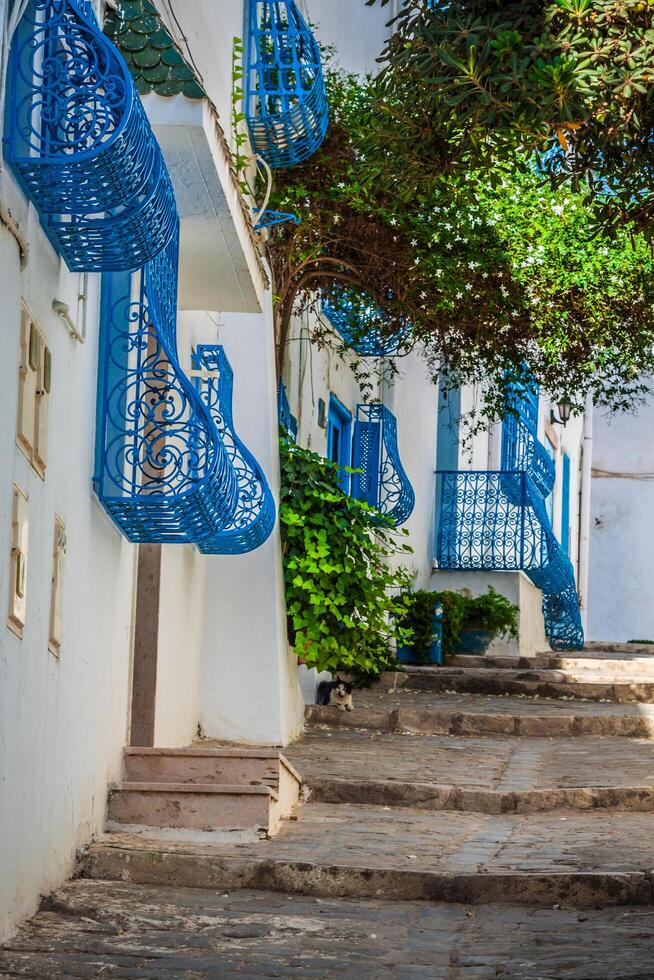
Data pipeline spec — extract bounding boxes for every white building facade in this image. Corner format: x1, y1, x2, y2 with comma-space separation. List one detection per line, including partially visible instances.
0, 0, 607, 943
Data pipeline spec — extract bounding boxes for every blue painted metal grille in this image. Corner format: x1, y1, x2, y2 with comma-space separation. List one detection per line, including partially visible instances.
245, 0, 329, 169
193, 345, 276, 556
254, 209, 301, 231
322, 287, 410, 357
94, 228, 241, 543
277, 380, 298, 441
5, 0, 177, 271
436, 385, 584, 650
352, 403, 415, 527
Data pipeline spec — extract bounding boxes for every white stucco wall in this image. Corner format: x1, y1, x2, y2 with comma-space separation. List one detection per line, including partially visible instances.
177, 308, 305, 746
0, 211, 136, 940
587, 399, 654, 642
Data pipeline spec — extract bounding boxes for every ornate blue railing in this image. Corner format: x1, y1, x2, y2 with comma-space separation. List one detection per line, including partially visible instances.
322, 287, 410, 357
94, 228, 241, 543
245, 0, 329, 169
5, 0, 177, 271
352, 403, 415, 527
436, 386, 584, 650
278, 380, 298, 441
192, 345, 276, 555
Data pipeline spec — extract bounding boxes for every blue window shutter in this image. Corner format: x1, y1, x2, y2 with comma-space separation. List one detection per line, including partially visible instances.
351, 419, 381, 508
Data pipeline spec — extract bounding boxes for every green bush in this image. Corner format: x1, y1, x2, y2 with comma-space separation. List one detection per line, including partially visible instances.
279, 438, 413, 680
464, 587, 519, 642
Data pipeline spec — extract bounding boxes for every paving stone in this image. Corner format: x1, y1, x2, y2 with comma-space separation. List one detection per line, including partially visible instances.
3, 881, 654, 978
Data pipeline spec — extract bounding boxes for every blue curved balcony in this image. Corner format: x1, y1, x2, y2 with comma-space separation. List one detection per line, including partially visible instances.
245, 0, 329, 169
193, 345, 276, 556
352, 403, 415, 527
5, 0, 177, 271
436, 385, 584, 650
93, 229, 240, 543
322, 287, 410, 357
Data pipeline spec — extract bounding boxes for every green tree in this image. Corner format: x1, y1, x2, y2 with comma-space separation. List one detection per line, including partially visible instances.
368, 0, 654, 235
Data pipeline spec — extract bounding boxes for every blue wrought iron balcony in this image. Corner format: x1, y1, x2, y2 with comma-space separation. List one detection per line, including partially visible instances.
351, 403, 415, 527
5, 0, 177, 271
435, 383, 584, 651
93, 228, 241, 544
193, 345, 276, 556
322, 288, 410, 357
245, 0, 329, 169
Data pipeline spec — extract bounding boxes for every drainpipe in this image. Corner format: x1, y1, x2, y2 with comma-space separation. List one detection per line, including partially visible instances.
577, 394, 594, 634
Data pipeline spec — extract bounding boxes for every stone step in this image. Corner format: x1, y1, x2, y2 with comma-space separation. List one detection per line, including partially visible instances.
286, 728, 654, 813
107, 782, 278, 836
305, 692, 654, 738
82, 805, 654, 907
381, 668, 654, 703
449, 653, 654, 676
124, 746, 283, 788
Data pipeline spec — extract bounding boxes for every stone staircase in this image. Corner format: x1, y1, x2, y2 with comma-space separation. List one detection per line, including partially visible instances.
106, 746, 302, 839
83, 647, 654, 908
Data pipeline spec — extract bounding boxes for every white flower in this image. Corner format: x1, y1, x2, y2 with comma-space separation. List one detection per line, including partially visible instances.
446, 243, 453, 250
468, 261, 478, 270
333, 215, 341, 224
465, 283, 473, 291
435, 269, 443, 276
338, 182, 345, 188
455, 292, 463, 300
411, 239, 418, 246
552, 203, 565, 216
414, 257, 420, 265
390, 217, 397, 226
420, 291, 427, 299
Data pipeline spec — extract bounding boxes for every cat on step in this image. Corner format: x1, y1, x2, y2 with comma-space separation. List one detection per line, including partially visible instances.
317, 677, 354, 712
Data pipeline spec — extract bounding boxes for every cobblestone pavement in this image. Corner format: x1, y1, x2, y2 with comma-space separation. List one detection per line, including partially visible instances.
1, 880, 653, 979
286, 730, 654, 792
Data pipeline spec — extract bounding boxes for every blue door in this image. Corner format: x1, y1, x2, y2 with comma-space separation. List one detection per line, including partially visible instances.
327, 395, 352, 493
561, 452, 571, 556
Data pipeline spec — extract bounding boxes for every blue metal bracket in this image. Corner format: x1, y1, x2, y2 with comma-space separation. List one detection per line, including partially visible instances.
254, 209, 301, 231
192, 345, 276, 555
5, 0, 177, 271
245, 0, 329, 169
435, 380, 584, 650
322, 287, 410, 357
352, 403, 415, 527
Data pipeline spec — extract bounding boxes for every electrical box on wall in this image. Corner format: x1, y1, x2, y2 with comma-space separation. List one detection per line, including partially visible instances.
8, 484, 29, 639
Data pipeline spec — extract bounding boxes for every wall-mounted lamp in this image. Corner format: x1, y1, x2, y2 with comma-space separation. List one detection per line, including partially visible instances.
550, 397, 572, 427
52, 298, 85, 344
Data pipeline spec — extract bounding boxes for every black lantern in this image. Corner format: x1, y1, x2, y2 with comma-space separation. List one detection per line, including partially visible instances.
550, 398, 572, 427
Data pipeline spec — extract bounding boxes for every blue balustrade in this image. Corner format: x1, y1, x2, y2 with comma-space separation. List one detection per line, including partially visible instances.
94, 227, 241, 543
352, 403, 415, 527
322, 287, 410, 357
192, 345, 276, 555
278, 380, 298, 440
436, 384, 584, 651
5, 0, 177, 271
245, 0, 329, 169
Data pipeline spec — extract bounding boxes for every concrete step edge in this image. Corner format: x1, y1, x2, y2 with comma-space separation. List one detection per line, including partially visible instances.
304, 777, 654, 813
125, 747, 281, 759
80, 844, 654, 908
109, 781, 278, 800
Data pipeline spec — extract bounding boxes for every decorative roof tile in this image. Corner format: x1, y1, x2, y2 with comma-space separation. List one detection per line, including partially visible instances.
104, 0, 205, 99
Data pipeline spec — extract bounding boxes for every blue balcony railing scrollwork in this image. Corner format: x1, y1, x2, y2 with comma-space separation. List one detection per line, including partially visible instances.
322, 287, 410, 357
93, 228, 241, 543
352, 403, 415, 527
245, 0, 329, 169
5, 0, 177, 271
192, 345, 276, 556
436, 384, 584, 651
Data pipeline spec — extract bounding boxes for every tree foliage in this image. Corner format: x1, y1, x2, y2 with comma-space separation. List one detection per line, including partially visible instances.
368, 0, 654, 235
279, 437, 413, 678
266, 69, 654, 420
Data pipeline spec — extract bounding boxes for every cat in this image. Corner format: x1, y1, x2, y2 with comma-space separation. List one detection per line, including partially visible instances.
317, 677, 354, 711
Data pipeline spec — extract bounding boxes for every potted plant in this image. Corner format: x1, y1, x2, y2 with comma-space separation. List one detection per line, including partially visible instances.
455, 587, 519, 655
396, 590, 444, 665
